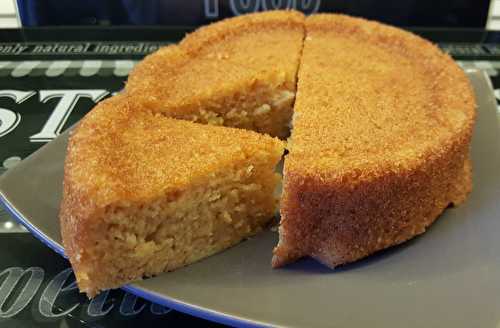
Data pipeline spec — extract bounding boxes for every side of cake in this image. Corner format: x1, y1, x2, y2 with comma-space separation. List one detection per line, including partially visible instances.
125, 10, 305, 138
60, 96, 284, 297
272, 14, 475, 268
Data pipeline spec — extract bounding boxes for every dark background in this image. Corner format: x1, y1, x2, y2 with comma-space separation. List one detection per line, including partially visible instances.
16, 0, 491, 28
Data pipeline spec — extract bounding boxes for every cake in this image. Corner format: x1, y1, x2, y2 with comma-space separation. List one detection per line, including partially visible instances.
272, 14, 475, 268
125, 10, 305, 138
60, 95, 284, 297
60, 11, 476, 297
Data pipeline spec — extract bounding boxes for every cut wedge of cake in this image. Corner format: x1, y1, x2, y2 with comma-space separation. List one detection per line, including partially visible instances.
60, 96, 285, 297
272, 14, 476, 268
125, 10, 305, 138
60, 11, 477, 297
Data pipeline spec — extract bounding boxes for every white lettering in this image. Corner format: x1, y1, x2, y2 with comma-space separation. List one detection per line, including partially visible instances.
0, 44, 28, 55
87, 290, 114, 317
229, 0, 321, 16
0, 267, 44, 318
150, 303, 172, 315
38, 268, 79, 318
0, 90, 35, 138
29, 89, 108, 142
119, 293, 146, 316
204, 0, 219, 18
297, 0, 321, 14
230, 0, 260, 15
15, 45, 28, 55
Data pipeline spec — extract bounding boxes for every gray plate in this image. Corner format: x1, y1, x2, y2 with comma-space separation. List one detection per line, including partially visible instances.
1, 69, 499, 328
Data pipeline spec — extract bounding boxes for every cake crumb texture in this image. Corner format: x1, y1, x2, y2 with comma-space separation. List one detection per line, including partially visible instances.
60, 96, 284, 297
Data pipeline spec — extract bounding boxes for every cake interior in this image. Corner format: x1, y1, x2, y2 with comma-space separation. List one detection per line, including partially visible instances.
76, 153, 282, 297
172, 83, 296, 139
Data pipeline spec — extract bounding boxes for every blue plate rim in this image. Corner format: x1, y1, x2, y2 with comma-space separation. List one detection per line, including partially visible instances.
0, 190, 268, 328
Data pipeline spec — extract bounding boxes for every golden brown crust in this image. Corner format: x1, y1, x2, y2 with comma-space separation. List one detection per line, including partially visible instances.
60, 95, 284, 289
61, 12, 476, 282
272, 14, 476, 268
62, 96, 284, 205
180, 10, 305, 55
60, 96, 130, 273
125, 10, 305, 137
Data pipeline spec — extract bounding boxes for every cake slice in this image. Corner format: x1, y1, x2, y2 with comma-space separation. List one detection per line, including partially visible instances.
60, 96, 284, 297
125, 10, 305, 138
272, 14, 476, 268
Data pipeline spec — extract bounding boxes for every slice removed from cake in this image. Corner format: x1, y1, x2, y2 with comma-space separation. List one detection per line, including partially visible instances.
60, 96, 285, 297
125, 10, 305, 138
273, 14, 476, 268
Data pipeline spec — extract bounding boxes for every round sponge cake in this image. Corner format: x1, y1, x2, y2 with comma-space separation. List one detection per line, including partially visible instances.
59, 11, 476, 297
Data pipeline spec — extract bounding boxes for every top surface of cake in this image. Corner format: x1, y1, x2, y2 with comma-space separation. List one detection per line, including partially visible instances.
124, 10, 305, 138
287, 14, 475, 180
63, 95, 284, 208
126, 10, 304, 108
